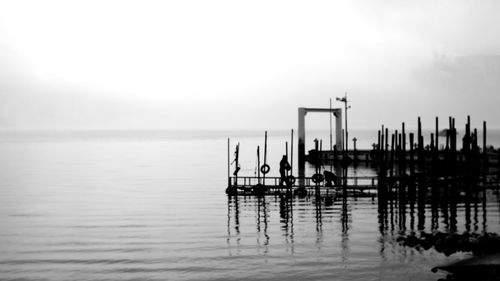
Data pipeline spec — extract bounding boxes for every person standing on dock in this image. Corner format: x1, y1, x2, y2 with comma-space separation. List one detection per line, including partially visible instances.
279, 155, 291, 186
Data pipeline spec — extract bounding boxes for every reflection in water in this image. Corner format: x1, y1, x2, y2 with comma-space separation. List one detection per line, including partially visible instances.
257, 196, 270, 249
226, 181, 356, 262
377, 183, 492, 235
279, 194, 295, 253
226, 164, 500, 281
340, 193, 350, 264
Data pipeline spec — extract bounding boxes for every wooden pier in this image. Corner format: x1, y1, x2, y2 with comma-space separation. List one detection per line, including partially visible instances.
226, 175, 378, 197
227, 113, 500, 201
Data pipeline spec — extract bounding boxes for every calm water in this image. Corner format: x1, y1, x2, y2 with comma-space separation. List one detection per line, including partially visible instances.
1, 130, 500, 281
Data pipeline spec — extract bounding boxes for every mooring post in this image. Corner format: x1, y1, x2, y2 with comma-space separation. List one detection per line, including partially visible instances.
497, 149, 500, 186
235, 143, 240, 186
398, 133, 403, 175
390, 133, 395, 180
483, 121, 487, 170
290, 129, 294, 179
417, 117, 424, 169
435, 117, 439, 152
385, 127, 389, 166
395, 129, 399, 165
409, 133, 414, 174
263, 131, 267, 186
285, 141, 289, 177
378, 130, 381, 152
430, 133, 435, 175
402, 122, 406, 174
380, 126, 385, 167
257, 146, 261, 184
474, 128, 479, 178
227, 138, 231, 187
353, 137, 358, 163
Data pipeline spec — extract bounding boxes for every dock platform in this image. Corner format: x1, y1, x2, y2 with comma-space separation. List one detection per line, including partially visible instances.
226, 176, 379, 197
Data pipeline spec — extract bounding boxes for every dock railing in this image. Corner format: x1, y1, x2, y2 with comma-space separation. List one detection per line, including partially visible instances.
228, 175, 378, 190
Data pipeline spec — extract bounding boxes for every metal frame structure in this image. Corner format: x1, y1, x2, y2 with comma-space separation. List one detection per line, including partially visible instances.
297, 107, 343, 168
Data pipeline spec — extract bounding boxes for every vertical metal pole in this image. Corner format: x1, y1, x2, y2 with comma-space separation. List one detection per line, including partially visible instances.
257, 146, 261, 184
286, 141, 289, 177
235, 143, 239, 186
330, 98, 333, 151
435, 117, 439, 151
291, 129, 294, 176
227, 138, 231, 187
345, 93, 349, 153
263, 131, 268, 186
264, 131, 268, 165
483, 121, 487, 160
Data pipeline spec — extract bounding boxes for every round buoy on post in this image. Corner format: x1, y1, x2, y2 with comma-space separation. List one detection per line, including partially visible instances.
312, 173, 324, 184
260, 164, 270, 174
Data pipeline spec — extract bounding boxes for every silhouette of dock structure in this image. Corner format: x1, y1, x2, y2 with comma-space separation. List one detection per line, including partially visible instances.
226, 175, 378, 197
226, 98, 500, 201
225, 106, 500, 279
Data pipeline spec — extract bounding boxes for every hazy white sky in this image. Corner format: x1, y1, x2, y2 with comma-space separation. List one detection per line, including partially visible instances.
0, 0, 499, 130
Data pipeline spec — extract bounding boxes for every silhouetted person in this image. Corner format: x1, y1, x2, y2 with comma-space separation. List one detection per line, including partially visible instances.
279, 155, 291, 186
323, 170, 338, 187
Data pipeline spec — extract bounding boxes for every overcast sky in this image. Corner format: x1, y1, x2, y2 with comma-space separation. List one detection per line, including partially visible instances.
0, 0, 499, 130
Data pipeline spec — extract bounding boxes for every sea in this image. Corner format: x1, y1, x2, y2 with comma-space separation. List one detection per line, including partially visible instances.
1, 129, 500, 281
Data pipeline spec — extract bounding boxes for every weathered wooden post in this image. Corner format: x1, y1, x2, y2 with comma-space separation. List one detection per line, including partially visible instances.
402, 122, 406, 175
385, 127, 389, 165
409, 133, 415, 174
227, 138, 231, 187
483, 121, 487, 183
257, 146, 261, 184
263, 132, 268, 186
390, 133, 395, 180
353, 137, 358, 163
417, 117, 424, 169
435, 117, 439, 151
381, 126, 385, 167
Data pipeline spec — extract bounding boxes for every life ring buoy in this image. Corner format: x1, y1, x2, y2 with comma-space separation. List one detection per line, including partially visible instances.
287, 175, 296, 184
260, 164, 270, 174
311, 173, 324, 183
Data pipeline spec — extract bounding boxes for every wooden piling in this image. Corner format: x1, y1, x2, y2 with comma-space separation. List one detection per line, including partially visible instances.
402, 122, 406, 175
227, 138, 231, 187
257, 146, 261, 183
483, 121, 487, 169
381, 126, 385, 166
390, 133, 395, 179
409, 133, 414, 174
435, 117, 439, 151
385, 127, 389, 164
263, 131, 268, 185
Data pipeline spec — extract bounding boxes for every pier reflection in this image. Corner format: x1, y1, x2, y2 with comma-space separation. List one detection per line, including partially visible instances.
226, 173, 355, 261
226, 163, 500, 280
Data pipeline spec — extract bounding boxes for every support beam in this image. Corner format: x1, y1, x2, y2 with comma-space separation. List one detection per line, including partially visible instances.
298, 107, 307, 170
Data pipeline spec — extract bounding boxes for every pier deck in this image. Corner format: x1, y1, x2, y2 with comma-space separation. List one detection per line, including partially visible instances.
226, 176, 379, 196
226, 174, 500, 197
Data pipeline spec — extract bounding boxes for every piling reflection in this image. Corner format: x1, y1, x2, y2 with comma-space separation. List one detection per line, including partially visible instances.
226, 159, 500, 280
226, 181, 355, 262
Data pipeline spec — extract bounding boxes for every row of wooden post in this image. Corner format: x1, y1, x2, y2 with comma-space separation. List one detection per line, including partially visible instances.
376, 116, 498, 234
375, 116, 492, 180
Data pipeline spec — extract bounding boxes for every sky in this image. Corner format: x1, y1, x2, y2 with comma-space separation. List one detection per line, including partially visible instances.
0, 0, 499, 130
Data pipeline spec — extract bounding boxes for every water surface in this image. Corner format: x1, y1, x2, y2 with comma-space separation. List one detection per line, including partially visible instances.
1, 130, 499, 280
